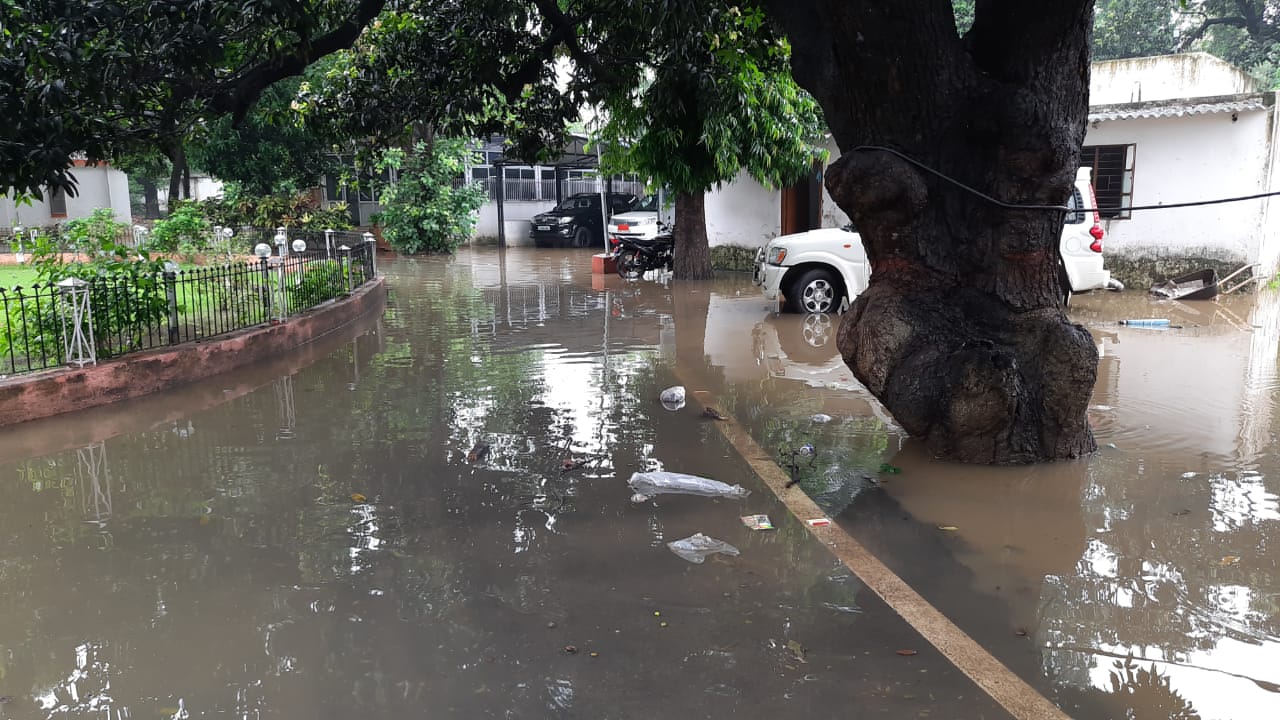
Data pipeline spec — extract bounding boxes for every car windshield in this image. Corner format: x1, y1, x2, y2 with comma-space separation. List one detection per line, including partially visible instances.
554, 197, 594, 211
633, 195, 659, 212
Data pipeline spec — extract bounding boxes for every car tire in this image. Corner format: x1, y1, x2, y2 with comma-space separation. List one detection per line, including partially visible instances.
785, 268, 842, 314
573, 226, 593, 248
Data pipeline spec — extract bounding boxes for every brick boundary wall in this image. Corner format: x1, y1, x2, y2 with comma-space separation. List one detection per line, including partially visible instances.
0, 277, 387, 428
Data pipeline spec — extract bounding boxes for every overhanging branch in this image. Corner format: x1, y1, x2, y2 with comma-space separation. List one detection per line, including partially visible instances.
208, 0, 388, 123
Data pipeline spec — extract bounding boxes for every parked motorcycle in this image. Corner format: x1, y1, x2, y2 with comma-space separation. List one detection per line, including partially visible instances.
611, 229, 674, 279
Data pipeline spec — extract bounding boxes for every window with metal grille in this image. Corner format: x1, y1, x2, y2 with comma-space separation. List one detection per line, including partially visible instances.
1081, 144, 1134, 219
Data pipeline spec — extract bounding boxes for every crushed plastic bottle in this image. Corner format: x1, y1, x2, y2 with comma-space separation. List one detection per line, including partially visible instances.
667, 533, 740, 563
1119, 318, 1171, 327
659, 385, 686, 411
628, 471, 750, 501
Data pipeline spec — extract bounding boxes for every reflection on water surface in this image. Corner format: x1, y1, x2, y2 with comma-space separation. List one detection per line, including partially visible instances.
3, 249, 1279, 719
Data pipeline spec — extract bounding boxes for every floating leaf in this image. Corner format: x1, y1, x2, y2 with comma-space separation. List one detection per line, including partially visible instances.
787, 639, 807, 663
896, 649, 918, 656
1220, 556, 1240, 566
350, 492, 367, 503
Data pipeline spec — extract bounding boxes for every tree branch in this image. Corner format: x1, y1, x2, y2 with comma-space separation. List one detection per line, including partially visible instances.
208, 0, 388, 123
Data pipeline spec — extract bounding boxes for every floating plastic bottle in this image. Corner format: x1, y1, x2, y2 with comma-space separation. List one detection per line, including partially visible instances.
1119, 318, 1171, 327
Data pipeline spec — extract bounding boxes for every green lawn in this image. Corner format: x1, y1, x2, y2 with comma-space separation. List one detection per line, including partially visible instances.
0, 264, 40, 289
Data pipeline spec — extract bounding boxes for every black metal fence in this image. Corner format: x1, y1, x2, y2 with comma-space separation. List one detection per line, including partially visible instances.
1, 241, 376, 377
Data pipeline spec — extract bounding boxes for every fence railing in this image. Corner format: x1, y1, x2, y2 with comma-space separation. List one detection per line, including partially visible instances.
477, 178, 646, 203
1, 241, 376, 378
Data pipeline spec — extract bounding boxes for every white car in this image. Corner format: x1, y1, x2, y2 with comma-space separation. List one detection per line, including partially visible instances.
753, 224, 868, 314
607, 195, 663, 245
753, 168, 1121, 313
1060, 167, 1123, 296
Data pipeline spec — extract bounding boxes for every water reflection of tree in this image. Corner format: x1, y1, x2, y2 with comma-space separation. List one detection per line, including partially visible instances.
1105, 658, 1201, 720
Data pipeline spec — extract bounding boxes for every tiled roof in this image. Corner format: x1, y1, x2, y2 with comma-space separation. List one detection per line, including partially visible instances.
1089, 95, 1269, 122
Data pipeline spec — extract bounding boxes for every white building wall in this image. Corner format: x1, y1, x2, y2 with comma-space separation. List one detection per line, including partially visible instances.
1, 165, 132, 228
705, 170, 780, 247
1083, 109, 1271, 264
1091, 53, 1257, 104
475, 200, 556, 246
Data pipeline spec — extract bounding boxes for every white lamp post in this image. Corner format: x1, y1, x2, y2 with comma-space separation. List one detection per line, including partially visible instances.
362, 231, 376, 276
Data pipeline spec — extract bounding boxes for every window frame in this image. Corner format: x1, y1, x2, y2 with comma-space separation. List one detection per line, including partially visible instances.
1081, 143, 1135, 220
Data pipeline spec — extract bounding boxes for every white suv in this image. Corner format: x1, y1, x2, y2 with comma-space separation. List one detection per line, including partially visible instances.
753, 167, 1120, 313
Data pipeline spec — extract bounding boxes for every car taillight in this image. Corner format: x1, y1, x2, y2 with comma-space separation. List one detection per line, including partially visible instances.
609, 236, 619, 247
1089, 224, 1104, 253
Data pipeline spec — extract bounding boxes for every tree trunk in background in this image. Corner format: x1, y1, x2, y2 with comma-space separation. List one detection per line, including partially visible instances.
767, 0, 1097, 463
672, 191, 712, 280
141, 178, 161, 219
166, 143, 188, 212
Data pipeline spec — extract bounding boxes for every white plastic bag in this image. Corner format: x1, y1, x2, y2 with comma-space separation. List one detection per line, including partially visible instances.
628, 471, 750, 501
659, 385, 686, 411
667, 533, 740, 564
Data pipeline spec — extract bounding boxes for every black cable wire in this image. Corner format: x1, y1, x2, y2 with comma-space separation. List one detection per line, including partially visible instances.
853, 144, 1280, 214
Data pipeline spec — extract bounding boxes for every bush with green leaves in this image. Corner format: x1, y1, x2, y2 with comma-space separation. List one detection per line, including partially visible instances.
198, 191, 354, 231
287, 261, 349, 310
149, 203, 212, 254
29, 233, 169, 356
63, 208, 127, 254
373, 139, 485, 254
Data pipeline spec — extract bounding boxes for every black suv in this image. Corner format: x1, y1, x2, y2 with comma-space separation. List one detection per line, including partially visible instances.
530, 193, 638, 248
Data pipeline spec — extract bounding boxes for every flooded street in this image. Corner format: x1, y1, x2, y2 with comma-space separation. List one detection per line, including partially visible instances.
1, 248, 1277, 719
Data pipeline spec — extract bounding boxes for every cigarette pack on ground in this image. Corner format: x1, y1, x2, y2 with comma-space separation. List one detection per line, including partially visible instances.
741, 514, 774, 530
806, 518, 831, 527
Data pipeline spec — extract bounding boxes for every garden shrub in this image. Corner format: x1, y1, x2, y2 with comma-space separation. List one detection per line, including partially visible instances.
149, 203, 211, 254
373, 139, 485, 254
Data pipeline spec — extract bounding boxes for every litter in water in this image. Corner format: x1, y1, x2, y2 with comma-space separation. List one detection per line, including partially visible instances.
810, 413, 833, 423
660, 386, 686, 411
628, 471, 750, 501
1119, 318, 1171, 327
806, 518, 831, 527
741, 514, 774, 530
667, 533, 741, 564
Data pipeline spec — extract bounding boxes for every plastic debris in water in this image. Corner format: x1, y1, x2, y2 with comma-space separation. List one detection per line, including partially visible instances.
467, 441, 491, 463
810, 413, 833, 423
628, 471, 750, 501
741, 514, 774, 530
702, 406, 728, 420
667, 533, 740, 563
1119, 318, 1171, 327
660, 385, 686, 411
806, 518, 831, 527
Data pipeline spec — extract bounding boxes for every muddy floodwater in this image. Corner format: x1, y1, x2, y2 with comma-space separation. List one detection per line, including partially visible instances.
1, 248, 1277, 719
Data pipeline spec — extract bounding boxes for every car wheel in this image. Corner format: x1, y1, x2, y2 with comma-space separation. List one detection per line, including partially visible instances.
617, 249, 643, 279
785, 268, 842, 314
573, 226, 593, 248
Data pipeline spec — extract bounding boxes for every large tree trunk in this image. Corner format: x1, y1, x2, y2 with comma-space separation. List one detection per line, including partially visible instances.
672, 191, 712, 280
140, 178, 161, 219
767, 0, 1098, 463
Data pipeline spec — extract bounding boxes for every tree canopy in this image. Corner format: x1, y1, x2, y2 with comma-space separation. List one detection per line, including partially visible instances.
0, 0, 385, 198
